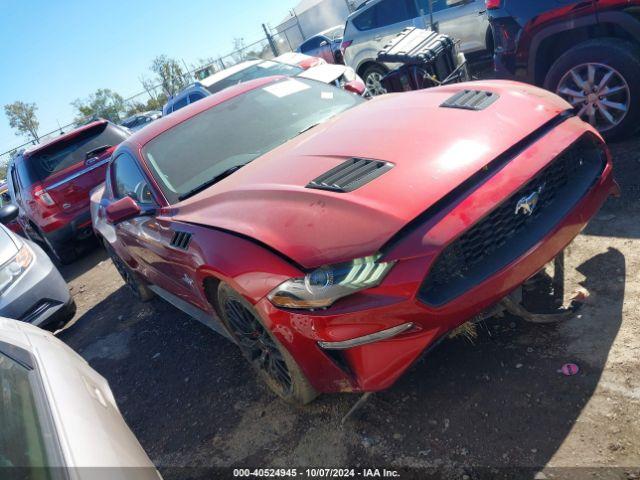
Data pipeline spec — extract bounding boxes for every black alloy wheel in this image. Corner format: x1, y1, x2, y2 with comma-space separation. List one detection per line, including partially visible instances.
224, 297, 293, 395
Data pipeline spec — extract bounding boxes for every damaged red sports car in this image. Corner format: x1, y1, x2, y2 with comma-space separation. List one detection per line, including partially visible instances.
92, 76, 617, 404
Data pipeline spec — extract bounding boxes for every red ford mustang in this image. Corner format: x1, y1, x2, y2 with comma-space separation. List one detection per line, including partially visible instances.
92, 76, 616, 404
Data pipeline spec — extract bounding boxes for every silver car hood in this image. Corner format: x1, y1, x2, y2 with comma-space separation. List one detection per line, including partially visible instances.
0, 224, 20, 265
297, 63, 346, 83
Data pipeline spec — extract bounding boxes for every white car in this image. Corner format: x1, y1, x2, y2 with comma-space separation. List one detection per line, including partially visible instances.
162, 54, 366, 115
0, 317, 160, 478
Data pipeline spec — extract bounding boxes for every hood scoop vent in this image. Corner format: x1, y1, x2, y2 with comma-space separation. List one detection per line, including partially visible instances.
306, 158, 393, 193
440, 90, 499, 111
170, 231, 192, 250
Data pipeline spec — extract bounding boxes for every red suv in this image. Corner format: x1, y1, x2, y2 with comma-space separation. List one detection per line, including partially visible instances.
8, 120, 129, 263
487, 0, 640, 140
94, 77, 616, 404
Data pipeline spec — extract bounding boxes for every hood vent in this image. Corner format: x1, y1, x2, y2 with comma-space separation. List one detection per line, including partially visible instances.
307, 158, 393, 193
170, 231, 192, 250
440, 90, 499, 111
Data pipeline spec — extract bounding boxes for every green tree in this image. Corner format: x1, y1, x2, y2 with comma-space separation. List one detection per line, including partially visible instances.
0, 161, 8, 181
72, 88, 125, 124
4, 101, 40, 142
150, 55, 189, 96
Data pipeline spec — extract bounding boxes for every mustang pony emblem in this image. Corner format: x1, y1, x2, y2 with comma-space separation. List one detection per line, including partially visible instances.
515, 184, 545, 216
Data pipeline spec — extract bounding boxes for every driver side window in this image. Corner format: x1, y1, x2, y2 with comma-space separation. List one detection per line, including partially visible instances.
111, 153, 155, 205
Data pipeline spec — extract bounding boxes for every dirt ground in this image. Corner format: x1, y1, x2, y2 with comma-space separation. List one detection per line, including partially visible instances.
55, 135, 640, 479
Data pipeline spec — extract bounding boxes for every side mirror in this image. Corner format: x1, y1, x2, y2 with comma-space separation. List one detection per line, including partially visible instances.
0, 204, 19, 225
105, 196, 141, 224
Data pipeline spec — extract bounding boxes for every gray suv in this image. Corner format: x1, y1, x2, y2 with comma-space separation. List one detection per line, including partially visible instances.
0, 204, 74, 330
342, 0, 491, 95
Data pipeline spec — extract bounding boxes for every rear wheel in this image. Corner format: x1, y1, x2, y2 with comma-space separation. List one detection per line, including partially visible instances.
104, 241, 153, 302
27, 224, 78, 265
544, 39, 640, 140
217, 283, 318, 405
362, 63, 388, 96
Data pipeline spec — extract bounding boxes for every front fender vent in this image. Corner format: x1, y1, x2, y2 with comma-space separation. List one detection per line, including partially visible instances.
440, 90, 499, 111
170, 231, 192, 250
306, 158, 393, 193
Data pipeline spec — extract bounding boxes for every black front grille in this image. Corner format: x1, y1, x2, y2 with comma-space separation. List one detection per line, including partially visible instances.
419, 135, 606, 306
306, 158, 393, 193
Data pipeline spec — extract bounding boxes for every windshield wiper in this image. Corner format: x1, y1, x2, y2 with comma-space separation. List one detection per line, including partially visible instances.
178, 164, 246, 201
297, 122, 321, 136
297, 113, 341, 137
85, 145, 112, 159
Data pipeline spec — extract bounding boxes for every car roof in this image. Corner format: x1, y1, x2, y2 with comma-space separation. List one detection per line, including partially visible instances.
22, 120, 109, 157
199, 60, 262, 88
123, 76, 287, 150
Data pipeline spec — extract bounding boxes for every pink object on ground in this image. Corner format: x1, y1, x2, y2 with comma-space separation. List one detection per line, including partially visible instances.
559, 363, 580, 376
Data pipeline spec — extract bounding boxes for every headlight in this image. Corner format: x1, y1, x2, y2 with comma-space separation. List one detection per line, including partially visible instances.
268, 254, 395, 310
0, 245, 33, 294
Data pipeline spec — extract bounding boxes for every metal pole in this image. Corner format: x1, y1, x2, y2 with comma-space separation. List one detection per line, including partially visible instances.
182, 59, 193, 83
291, 9, 305, 40
262, 23, 279, 57
429, 0, 436, 31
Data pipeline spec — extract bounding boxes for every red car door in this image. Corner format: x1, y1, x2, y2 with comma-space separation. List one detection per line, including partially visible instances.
109, 153, 209, 311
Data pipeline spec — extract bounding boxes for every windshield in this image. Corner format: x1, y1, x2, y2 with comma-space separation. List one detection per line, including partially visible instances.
0, 350, 57, 473
143, 78, 363, 203
26, 123, 128, 180
206, 61, 304, 94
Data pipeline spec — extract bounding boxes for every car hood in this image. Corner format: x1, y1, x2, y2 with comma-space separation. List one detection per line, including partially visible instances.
173, 81, 572, 268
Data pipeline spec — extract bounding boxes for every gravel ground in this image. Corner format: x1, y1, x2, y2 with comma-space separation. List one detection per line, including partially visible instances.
55, 134, 640, 480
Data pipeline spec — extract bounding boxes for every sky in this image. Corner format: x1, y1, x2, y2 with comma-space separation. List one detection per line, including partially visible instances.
0, 0, 299, 154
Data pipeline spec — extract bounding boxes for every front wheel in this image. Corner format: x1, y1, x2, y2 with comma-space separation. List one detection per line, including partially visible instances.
362, 63, 388, 97
217, 283, 318, 405
544, 39, 640, 140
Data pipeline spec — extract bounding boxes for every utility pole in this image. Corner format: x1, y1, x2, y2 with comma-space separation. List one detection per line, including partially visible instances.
262, 23, 279, 57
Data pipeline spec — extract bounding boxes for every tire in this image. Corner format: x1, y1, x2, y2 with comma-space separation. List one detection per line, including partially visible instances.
36, 228, 78, 265
544, 38, 640, 140
217, 283, 318, 405
104, 241, 154, 302
361, 63, 388, 96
